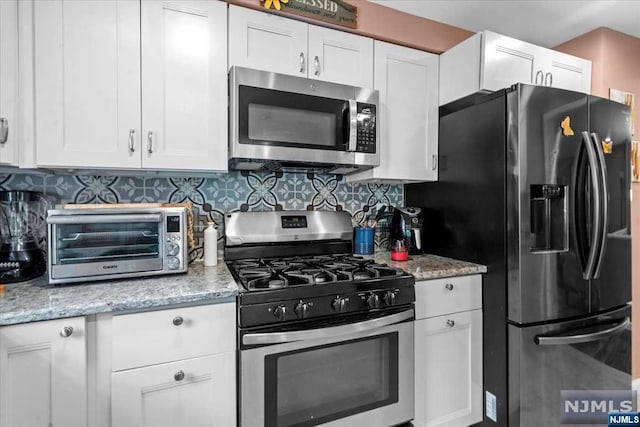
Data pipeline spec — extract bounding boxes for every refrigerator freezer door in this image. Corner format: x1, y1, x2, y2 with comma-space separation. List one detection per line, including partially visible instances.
588, 97, 632, 313
508, 305, 631, 427
507, 85, 590, 324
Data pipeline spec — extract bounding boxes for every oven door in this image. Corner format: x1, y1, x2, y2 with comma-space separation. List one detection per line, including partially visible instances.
48, 213, 164, 281
240, 308, 414, 427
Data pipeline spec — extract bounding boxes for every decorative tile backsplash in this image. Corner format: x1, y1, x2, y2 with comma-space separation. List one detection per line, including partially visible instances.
0, 171, 403, 260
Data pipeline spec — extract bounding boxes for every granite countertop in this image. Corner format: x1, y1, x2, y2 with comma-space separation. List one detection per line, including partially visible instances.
0, 262, 239, 326
0, 253, 485, 326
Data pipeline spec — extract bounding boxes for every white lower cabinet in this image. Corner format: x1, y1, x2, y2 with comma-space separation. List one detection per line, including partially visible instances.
414, 276, 483, 427
0, 317, 88, 427
109, 301, 236, 427
111, 352, 235, 427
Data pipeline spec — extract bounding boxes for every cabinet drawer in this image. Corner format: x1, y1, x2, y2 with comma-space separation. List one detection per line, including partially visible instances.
112, 302, 235, 371
415, 275, 481, 320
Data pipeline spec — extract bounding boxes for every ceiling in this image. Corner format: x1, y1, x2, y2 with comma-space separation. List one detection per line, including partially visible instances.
369, 1, 640, 48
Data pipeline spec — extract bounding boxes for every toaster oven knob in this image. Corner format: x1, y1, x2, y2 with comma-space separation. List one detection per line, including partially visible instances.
367, 293, 380, 309
273, 305, 288, 321
383, 290, 397, 306
294, 301, 310, 319
167, 243, 180, 256
331, 297, 348, 313
167, 256, 180, 270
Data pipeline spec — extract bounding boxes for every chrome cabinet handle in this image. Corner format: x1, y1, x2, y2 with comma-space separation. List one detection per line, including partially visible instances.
60, 326, 74, 338
299, 52, 305, 74
535, 70, 543, 85
446, 319, 455, 327
445, 283, 454, 291
545, 72, 553, 87
432, 154, 438, 171
147, 131, 153, 154
128, 129, 136, 153
314, 55, 320, 76
172, 316, 183, 326
174, 370, 185, 381
0, 118, 8, 144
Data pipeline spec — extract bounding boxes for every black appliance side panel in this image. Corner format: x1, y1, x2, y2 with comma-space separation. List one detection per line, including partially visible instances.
406, 93, 508, 426
588, 96, 632, 313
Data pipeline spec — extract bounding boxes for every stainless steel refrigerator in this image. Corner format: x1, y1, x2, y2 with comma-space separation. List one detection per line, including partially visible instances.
406, 84, 632, 426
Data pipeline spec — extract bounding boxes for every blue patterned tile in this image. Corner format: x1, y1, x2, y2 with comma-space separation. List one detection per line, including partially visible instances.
0, 170, 404, 258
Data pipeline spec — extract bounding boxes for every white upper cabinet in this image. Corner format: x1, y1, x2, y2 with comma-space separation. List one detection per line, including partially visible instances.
0, 0, 19, 166
440, 30, 592, 105
228, 5, 373, 88
34, 0, 227, 171
34, 0, 142, 169
141, 0, 227, 171
0, 317, 87, 427
348, 41, 438, 183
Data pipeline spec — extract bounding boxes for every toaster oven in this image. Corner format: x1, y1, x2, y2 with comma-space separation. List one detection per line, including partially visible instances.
47, 207, 188, 284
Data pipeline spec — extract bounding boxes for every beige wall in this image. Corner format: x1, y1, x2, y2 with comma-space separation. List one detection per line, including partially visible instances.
556, 27, 640, 380
225, 0, 473, 53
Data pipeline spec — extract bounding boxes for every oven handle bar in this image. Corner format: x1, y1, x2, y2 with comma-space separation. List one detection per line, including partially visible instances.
47, 214, 162, 225
242, 308, 414, 346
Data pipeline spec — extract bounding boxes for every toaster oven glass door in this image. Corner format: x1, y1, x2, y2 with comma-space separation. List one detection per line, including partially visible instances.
50, 214, 164, 278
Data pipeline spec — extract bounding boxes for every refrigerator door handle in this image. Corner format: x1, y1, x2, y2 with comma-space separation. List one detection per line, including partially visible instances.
590, 132, 609, 279
534, 317, 630, 346
580, 131, 602, 280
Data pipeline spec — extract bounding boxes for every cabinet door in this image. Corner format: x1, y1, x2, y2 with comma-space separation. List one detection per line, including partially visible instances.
111, 352, 236, 427
0, 317, 87, 427
482, 31, 539, 91
350, 41, 438, 183
541, 50, 592, 94
414, 310, 483, 427
141, 0, 228, 171
34, 0, 141, 169
0, 0, 18, 166
307, 26, 373, 87
228, 5, 307, 77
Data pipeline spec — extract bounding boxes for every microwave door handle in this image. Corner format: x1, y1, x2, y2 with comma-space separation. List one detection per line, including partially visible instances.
47, 213, 162, 225
242, 308, 414, 346
347, 100, 358, 152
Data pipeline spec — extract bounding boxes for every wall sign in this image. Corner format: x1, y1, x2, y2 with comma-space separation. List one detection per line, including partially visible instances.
261, 0, 358, 29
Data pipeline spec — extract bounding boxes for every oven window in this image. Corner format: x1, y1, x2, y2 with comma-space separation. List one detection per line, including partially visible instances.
264, 333, 399, 427
54, 221, 161, 264
239, 86, 347, 150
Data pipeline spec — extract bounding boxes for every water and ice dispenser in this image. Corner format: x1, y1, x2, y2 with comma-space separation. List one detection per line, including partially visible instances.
530, 184, 568, 252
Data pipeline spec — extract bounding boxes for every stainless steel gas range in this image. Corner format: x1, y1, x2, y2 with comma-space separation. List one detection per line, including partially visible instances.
224, 210, 415, 427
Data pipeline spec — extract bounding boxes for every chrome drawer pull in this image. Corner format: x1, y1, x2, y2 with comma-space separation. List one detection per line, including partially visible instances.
174, 370, 185, 381
446, 319, 455, 327
445, 283, 454, 291
60, 326, 74, 337
172, 316, 184, 326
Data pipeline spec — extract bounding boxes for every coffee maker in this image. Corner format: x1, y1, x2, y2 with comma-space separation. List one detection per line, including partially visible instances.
389, 207, 423, 255
0, 191, 50, 283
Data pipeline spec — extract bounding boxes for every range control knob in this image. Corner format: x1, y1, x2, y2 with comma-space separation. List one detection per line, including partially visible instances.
273, 305, 288, 321
367, 293, 381, 309
383, 290, 398, 306
167, 243, 180, 256
332, 297, 348, 313
167, 257, 180, 270
295, 301, 311, 319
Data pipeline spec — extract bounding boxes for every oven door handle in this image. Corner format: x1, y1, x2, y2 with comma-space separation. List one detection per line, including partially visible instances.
47, 213, 162, 225
242, 308, 414, 346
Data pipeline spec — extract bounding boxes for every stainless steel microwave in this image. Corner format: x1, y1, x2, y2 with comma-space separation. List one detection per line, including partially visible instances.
229, 66, 379, 175
47, 207, 188, 284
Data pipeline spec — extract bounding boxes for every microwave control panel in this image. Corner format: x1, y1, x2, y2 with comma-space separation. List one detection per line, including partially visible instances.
355, 102, 376, 153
